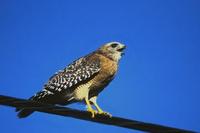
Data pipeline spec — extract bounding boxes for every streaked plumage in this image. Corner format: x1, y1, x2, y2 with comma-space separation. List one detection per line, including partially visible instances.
17, 42, 126, 118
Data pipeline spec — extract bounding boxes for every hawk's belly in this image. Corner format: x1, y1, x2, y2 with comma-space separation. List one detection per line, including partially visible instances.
89, 74, 115, 98
72, 74, 114, 101
73, 80, 93, 100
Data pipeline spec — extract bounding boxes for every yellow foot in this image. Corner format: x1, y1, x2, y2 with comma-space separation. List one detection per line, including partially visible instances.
98, 111, 112, 117
87, 108, 96, 118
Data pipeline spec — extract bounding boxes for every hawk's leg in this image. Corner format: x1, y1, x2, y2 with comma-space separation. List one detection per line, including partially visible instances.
89, 96, 112, 117
85, 95, 96, 118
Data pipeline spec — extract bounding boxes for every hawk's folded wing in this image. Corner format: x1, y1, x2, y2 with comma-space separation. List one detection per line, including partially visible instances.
31, 55, 101, 101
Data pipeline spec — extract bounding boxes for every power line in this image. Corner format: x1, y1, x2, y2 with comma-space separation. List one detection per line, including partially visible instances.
0, 95, 195, 133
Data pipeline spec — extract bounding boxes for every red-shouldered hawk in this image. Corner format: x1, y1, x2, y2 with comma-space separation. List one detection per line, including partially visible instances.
17, 42, 126, 118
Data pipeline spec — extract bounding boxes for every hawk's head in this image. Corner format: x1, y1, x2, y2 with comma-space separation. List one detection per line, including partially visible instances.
98, 42, 126, 62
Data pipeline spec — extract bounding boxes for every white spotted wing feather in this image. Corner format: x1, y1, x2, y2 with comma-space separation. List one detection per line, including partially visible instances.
30, 55, 100, 103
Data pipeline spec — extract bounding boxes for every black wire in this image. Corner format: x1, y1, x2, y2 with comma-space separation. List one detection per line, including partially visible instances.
0, 95, 195, 133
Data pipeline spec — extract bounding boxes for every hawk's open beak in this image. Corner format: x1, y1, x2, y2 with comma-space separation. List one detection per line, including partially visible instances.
118, 45, 126, 55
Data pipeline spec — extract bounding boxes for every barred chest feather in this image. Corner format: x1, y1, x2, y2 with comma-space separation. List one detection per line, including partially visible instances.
89, 54, 118, 97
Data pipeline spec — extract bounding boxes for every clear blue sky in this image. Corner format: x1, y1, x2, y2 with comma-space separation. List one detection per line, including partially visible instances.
0, 0, 200, 133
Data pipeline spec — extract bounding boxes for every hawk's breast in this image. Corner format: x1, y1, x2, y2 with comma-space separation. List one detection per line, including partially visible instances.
89, 53, 118, 97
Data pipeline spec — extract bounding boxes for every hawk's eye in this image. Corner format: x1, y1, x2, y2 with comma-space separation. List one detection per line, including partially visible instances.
110, 43, 118, 48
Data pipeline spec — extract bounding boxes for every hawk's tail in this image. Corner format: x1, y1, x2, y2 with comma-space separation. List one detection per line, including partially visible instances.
16, 108, 34, 118
16, 91, 47, 118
